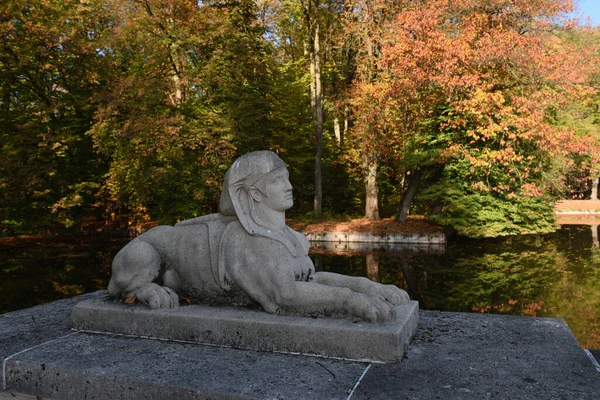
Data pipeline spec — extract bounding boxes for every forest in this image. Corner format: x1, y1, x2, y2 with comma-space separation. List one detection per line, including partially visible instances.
1, 0, 600, 238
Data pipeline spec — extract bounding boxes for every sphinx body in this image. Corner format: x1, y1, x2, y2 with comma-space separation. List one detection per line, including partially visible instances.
107, 214, 249, 308
107, 151, 410, 322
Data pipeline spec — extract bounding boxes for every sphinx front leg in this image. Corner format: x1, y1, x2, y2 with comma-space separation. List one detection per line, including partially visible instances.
107, 239, 179, 309
313, 271, 410, 306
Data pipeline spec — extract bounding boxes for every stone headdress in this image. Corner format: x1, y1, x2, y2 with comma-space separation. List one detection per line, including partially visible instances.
226, 151, 284, 227
217, 151, 298, 289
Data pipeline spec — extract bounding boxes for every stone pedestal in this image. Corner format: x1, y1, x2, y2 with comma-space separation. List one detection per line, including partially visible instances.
70, 295, 419, 363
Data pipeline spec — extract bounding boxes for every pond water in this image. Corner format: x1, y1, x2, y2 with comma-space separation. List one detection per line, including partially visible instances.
1, 225, 599, 348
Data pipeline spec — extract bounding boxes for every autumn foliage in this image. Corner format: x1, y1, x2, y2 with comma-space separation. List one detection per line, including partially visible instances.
349, 0, 600, 236
1, 0, 600, 237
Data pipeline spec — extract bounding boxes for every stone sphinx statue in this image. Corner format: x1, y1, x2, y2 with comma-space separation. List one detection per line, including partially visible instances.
108, 150, 410, 322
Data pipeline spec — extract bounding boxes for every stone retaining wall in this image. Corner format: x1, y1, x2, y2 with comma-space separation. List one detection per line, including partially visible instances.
305, 231, 447, 245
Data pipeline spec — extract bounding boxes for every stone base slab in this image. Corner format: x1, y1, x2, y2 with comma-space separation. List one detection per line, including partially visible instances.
70, 294, 419, 363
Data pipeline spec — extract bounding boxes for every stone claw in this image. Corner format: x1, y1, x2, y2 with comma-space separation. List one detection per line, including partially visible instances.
379, 285, 410, 306
136, 283, 180, 309
358, 294, 396, 323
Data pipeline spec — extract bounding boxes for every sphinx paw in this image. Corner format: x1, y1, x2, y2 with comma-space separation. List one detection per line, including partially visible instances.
359, 295, 396, 323
136, 283, 180, 309
379, 285, 410, 306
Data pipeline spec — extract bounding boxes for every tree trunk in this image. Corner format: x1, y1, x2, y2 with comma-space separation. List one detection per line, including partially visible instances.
313, 18, 323, 217
365, 157, 380, 220
343, 105, 349, 146
333, 106, 348, 147
362, 6, 380, 222
592, 225, 599, 248
592, 177, 599, 200
334, 115, 341, 145
304, 0, 324, 218
396, 169, 423, 222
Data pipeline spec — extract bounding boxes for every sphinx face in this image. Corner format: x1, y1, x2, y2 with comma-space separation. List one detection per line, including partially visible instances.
261, 168, 294, 212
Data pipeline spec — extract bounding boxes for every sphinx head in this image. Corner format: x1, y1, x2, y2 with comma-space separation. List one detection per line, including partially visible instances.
221, 151, 292, 233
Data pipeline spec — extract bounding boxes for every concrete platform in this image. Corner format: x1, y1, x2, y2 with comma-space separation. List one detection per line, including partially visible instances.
70, 295, 419, 363
2, 292, 600, 399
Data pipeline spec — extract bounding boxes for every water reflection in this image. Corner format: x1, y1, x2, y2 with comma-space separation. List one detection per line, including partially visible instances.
0, 236, 128, 314
310, 225, 600, 349
1, 227, 598, 349
366, 254, 379, 281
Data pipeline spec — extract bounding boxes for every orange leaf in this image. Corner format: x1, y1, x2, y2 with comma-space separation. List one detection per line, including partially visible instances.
124, 293, 137, 304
